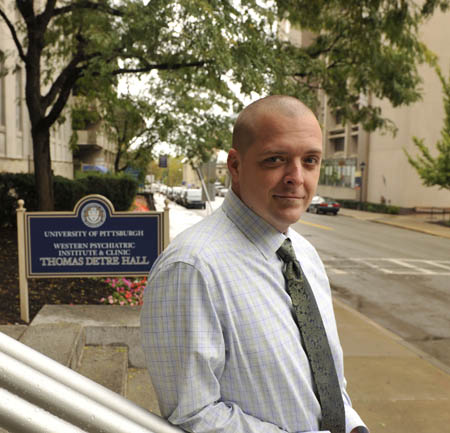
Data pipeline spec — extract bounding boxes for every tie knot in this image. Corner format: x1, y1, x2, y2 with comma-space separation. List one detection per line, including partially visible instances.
276, 238, 297, 263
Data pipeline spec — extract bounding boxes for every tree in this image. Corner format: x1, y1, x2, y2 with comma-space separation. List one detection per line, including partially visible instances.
405, 66, 450, 191
148, 156, 183, 186
0, 0, 279, 209
1, 0, 448, 210
91, 94, 164, 174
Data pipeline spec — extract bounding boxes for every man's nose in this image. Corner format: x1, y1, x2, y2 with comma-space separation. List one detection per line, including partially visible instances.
283, 160, 304, 186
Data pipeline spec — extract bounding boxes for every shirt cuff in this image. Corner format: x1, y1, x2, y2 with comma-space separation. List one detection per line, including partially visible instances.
345, 405, 369, 433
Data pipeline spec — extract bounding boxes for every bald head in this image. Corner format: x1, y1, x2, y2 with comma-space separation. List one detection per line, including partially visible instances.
232, 95, 315, 154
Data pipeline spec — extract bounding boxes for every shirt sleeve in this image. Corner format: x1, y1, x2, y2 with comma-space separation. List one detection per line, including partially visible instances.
140, 260, 325, 433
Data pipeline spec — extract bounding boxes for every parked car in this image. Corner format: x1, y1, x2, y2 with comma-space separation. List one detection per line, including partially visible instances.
307, 196, 341, 215
159, 184, 168, 195
169, 186, 183, 202
217, 187, 228, 197
181, 188, 206, 209
214, 183, 223, 196
174, 187, 186, 204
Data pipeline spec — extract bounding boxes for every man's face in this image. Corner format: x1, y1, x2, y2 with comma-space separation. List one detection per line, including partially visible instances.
228, 112, 322, 233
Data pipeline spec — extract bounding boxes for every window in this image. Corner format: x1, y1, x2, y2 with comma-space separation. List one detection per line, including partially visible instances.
0, 54, 5, 127
330, 136, 345, 153
16, 67, 23, 131
319, 158, 356, 188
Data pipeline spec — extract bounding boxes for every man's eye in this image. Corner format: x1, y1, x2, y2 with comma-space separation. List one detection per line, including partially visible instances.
265, 156, 284, 164
304, 156, 320, 165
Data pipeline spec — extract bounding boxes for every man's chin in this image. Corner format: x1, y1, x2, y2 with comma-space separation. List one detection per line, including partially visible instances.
274, 209, 305, 227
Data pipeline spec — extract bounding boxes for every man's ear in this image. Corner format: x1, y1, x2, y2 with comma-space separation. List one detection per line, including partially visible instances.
227, 149, 241, 182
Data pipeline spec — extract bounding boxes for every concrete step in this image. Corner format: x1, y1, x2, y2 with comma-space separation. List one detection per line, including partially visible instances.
0, 325, 27, 340
75, 345, 128, 395
19, 323, 85, 369
126, 368, 161, 416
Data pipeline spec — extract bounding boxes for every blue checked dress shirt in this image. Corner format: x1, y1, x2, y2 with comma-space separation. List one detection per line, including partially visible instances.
141, 190, 368, 433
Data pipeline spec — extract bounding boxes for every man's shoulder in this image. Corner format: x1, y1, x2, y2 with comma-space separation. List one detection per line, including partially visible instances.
289, 228, 317, 253
157, 208, 242, 267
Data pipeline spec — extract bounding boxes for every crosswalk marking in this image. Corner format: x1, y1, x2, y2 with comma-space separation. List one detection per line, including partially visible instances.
323, 258, 450, 276
385, 259, 434, 275
327, 267, 348, 275
425, 260, 450, 271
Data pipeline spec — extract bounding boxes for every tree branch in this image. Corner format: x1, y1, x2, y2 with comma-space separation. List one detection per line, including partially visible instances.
53, 1, 123, 17
112, 60, 210, 75
37, 0, 58, 36
42, 66, 82, 130
41, 52, 86, 110
0, 8, 26, 62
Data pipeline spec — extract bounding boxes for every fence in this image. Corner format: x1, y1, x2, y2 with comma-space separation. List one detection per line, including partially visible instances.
0, 331, 183, 433
415, 206, 450, 222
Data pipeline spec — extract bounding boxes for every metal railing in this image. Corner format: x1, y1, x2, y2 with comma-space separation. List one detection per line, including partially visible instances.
0, 332, 183, 433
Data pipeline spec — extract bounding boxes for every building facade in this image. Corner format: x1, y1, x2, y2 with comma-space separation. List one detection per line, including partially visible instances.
364, 10, 449, 208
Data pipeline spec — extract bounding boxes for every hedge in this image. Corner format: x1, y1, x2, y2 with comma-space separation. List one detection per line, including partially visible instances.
0, 172, 138, 227
337, 198, 400, 214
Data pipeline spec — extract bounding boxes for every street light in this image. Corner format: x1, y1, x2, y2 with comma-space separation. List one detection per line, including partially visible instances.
359, 162, 366, 210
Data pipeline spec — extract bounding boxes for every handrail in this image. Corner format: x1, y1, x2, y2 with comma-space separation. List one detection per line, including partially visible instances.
0, 388, 88, 433
0, 332, 183, 433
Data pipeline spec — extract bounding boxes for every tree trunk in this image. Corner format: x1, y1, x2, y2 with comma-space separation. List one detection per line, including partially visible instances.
33, 128, 54, 211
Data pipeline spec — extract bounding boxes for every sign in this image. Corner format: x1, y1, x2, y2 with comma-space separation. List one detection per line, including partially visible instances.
159, 155, 168, 168
82, 164, 108, 173
24, 195, 165, 278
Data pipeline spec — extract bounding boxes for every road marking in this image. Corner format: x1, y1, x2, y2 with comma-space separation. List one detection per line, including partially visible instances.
298, 220, 334, 230
323, 258, 450, 276
327, 267, 348, 275
386, 258, 434, 274
424, 260, 450, 271
357, 259, 394, 274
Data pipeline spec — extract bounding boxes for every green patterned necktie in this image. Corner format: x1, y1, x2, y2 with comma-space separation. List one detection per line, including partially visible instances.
277, 238, 345, 433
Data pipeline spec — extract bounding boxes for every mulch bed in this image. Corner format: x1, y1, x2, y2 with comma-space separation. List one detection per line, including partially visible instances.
0, 226, 112, 325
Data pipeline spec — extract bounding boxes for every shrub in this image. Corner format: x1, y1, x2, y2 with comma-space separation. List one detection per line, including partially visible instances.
0, 172, 139, 227
0, 173, 38, 227
75, 172, 138, 211
100, 277, 147, 306
337, 198, 400, 214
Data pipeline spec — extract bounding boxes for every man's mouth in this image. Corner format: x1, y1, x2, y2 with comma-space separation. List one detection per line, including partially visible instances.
273, 194, 304, 200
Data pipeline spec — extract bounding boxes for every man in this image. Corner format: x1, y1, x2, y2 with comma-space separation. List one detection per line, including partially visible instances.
141, 95, 369, 433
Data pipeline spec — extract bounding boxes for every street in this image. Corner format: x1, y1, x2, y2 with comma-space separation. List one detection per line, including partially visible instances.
159, 194, 450, 368
293, 212, 450, 367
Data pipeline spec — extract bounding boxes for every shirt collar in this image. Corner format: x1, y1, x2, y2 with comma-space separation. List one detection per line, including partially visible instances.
222, 189, 287, 260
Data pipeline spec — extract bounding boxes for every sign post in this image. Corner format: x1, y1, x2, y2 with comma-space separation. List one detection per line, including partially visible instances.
16, 200, 29, 323
16, 195, 168, 322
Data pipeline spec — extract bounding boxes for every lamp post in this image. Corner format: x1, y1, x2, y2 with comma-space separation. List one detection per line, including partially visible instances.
359, 161, 366, 210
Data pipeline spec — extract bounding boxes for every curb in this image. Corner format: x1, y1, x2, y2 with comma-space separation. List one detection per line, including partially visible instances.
373, 219, 450, 239
339, 209, 450, 239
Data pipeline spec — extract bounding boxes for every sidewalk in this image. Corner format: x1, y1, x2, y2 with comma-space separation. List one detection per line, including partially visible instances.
334, 299, 450, 432
339, 207, 450, 239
